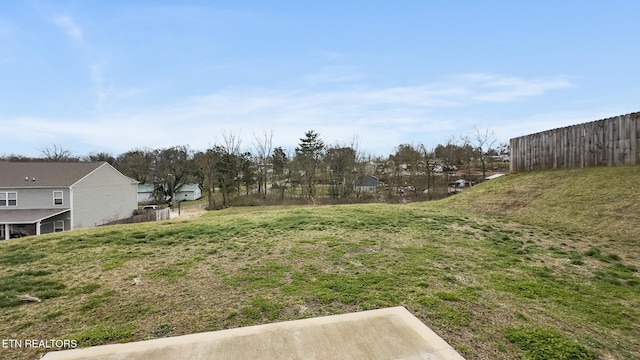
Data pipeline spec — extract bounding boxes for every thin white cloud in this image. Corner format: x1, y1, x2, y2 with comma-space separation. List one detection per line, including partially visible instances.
492, 109, 627, 141
52, 15, 83, 41
2, 73, 575, 156
89, 61, 108, 110
304, 66, 364, 84
89, 61, 146, 112
50, 14, 124, 114
453, 73, 574, 102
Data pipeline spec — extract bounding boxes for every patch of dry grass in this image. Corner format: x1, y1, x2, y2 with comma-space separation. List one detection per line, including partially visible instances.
0, 175, 638, 359
441, 165, 640, 266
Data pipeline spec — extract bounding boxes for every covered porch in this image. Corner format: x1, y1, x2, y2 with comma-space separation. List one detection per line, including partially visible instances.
0, 209, 71, 240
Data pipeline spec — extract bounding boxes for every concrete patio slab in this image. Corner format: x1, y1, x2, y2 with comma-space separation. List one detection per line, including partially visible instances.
42, 306, 465, 360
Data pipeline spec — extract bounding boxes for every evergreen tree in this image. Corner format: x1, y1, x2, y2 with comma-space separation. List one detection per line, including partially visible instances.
294, 130, 325, 199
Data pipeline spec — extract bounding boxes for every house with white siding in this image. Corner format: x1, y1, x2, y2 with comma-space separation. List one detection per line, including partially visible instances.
137, 183, 202, 204
137, 183, 155, 203
175, 184, 202, 202
0, 161, 138, 239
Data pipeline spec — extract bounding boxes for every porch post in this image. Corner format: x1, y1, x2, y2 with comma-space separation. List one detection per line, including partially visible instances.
36, 221, 41, 235
3, 224, 8, 240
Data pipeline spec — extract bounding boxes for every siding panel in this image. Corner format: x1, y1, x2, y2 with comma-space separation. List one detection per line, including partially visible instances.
71, 164, 138, 229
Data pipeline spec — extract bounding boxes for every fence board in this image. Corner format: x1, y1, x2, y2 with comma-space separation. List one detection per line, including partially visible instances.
510, 112, 640, 172
102, 208, 171, 226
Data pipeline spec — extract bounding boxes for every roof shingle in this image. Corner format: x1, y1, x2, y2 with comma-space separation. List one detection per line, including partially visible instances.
0, 161, 105, 188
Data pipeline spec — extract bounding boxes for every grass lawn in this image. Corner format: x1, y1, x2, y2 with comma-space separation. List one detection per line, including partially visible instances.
0, 166, 638, 360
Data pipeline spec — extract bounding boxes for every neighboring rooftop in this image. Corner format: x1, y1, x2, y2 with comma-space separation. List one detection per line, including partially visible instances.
0, 161, 104, 188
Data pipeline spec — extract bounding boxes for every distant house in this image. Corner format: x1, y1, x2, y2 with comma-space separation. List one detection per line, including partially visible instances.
175, 184, 202, 202
137, 183, 155, 203
0, 161, 138, 239
137, 183, 202, 204
355, 175, 379, 193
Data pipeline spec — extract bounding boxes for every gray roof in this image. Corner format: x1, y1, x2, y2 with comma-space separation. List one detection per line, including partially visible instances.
0, 209, 70, 224
177, 184, 200, 192
0, 161, 105, 188
138, 183, 155, 192
137, 183, 200, 193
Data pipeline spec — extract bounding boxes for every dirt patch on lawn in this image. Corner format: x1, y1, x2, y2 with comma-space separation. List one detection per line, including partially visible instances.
172, 208, 207, 220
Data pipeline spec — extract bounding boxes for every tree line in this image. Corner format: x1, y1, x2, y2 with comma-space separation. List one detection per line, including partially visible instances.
2, 129, 508, 208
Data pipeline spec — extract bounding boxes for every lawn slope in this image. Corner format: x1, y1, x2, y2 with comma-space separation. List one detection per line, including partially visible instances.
0, 166, 638, 360
441, 164, 640, 242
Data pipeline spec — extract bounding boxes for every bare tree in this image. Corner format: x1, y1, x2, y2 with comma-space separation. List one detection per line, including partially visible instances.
326, 136, 368, 200
240, 151, 256, 195
271, 147, 288, 182
418, 144, 440, 198
1, 153, 38, 161
151, 145, 195, 205
194, 134, 242, 210
214, 132, 243, 208
271, 146, 290, 200
39, 144, 76, 161
434, 137, 469, 193
194, 149, 219, 210
470, 127, 497, 180
389, 143, 422, 196
325, 145, 356, 199
83, 152, 116, 164
253, 130, 273, 198
114, 148, 154, 183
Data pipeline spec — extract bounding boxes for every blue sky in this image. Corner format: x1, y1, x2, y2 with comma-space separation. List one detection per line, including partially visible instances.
1, 1, 638, 158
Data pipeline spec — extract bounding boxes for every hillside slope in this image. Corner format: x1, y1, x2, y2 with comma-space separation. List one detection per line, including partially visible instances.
0, 169, 639, 360
439, 165, 640, 242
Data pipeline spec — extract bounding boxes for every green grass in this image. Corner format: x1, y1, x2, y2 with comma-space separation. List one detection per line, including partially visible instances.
0, 166, 639, 359
0, 270, 66, 308
505, 327, 597, 360
73, 324, 136, 347
151, 323, 175, 338
441, 164, 640, 242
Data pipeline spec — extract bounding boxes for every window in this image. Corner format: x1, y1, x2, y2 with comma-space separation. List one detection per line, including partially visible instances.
0, 192, 17, 207
53, 191, 63, 206
54, 220, 64, 232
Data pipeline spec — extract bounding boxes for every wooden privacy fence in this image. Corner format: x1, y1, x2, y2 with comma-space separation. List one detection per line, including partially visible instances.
102, 208, 171, 226
510, 112, 640, 172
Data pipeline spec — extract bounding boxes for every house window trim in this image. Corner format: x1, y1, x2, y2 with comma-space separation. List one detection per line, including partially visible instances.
53, 191, 64, 206
54, 220, 65, 232
0, 192, 17, 207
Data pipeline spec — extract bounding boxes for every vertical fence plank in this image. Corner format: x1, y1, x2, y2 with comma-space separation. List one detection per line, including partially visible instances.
509, 113, 639, 172
631, 113, 640, 164
622, 114, 630, 164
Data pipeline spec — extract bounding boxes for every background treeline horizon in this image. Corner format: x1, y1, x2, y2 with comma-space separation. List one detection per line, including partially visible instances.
1, 130, 509, 208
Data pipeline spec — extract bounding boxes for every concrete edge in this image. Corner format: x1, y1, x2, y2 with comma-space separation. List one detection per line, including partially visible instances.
42, 306, 465, 359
